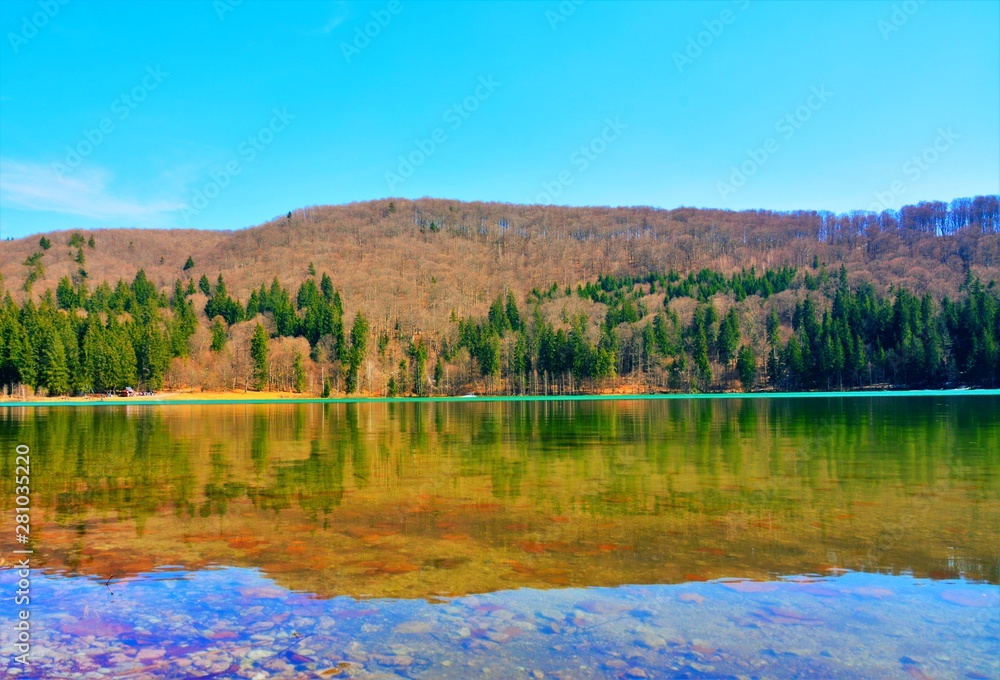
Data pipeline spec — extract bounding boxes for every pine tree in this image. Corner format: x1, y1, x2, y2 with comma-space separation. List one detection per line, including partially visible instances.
345, 311, 369, 393
736, 345, 755, 390
717, 308, 740, 366
766, 310, 781, 346
488, 295, 509, 334
210, 319, 227, 352
293, 352, 307, 393
183, 256, 195, 270
198, 274, 211, 296
408, 340, 428, 395
56, 277, 79, 310
320, 273, 335, 302
101, 317, 137, 389
690, 306, 712, 386
134, 317, 169, 390
39, 325, 70, 395
250, 324, 269, 390
433, 356, 444, 389
505, 291, 521, 331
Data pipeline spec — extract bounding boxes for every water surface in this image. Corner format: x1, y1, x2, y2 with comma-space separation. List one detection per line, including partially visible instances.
1, 396, 998, 678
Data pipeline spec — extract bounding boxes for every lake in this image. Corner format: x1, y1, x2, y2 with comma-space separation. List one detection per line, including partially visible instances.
1, 395, 998, 679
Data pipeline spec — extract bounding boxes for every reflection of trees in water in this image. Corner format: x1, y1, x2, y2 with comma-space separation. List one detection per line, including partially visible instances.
0, 398, 997, 527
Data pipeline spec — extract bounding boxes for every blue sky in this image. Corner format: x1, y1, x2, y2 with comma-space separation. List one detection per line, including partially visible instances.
1, 0, 997, 239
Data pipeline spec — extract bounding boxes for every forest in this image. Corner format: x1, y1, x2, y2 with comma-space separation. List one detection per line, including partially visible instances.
0, 253, 997, 396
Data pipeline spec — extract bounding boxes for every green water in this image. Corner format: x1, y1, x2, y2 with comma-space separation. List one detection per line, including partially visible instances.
1, 395, 998, 678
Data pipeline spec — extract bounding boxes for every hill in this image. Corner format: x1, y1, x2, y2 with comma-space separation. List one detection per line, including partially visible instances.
3, 197, 999, 321
1, 196, 998, 397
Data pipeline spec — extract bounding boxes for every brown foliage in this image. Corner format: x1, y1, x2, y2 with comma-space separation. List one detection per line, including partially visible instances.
2, 199, 997, 384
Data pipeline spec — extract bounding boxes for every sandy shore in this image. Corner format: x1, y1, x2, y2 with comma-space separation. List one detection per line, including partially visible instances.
0, 390, 317, 404
1, 388, 997, 406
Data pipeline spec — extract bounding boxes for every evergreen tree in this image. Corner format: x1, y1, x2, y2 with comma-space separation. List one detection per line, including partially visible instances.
39, 324, 70, 395
717, 308, 741, 366
210, 319, 227, 352
736, 345, 755, 390
345, 312, 369, 393
293, 352, 307, 392
408, 339, 428, 395
690, 306, 712, 385
434, 355, 444, 389
56, 277, 79, 310
250, 324, 269, 390
320, 273, 335, 302
766, 310, 781, 346
134, 314, 169, 390
505, 291, 522, 331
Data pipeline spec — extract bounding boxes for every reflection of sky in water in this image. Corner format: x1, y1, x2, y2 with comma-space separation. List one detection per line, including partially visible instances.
2, 567, 997, 679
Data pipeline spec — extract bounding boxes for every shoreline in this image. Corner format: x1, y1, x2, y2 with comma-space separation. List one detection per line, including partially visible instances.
1, 388, 998, 407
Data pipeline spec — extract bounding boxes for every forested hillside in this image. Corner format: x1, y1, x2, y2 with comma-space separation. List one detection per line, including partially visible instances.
1, 196, 998, 396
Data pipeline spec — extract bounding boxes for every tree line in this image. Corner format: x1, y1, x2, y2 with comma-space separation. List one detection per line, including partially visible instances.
1, 262, 997, 397
453, 265, 999, 393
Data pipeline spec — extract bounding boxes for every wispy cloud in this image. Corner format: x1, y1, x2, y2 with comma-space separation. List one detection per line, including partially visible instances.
316, 1, 350, 33
0, 159, 182, 222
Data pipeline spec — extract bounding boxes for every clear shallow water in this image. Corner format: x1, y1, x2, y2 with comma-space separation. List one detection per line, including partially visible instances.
1, 396, 998, 678
1, 568, 997, 679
